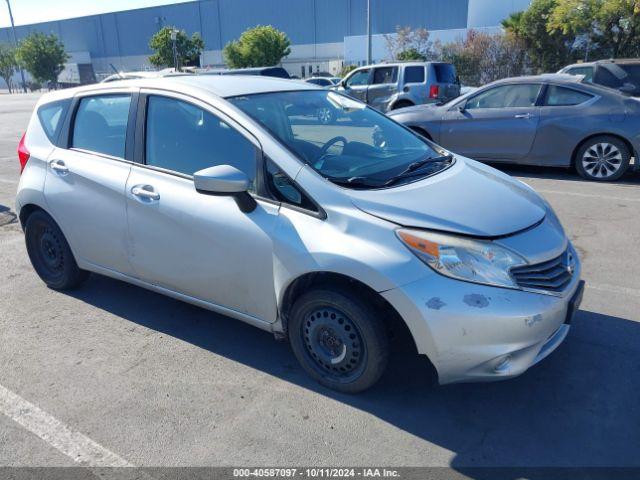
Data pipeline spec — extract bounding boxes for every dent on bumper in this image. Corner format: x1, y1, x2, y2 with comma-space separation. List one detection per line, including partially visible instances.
381, 272, 581, 385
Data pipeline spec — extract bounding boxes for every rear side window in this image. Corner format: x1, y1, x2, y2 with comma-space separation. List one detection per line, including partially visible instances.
433, 63, 458, 84
372, 67, 398, 84
72, 95, 131, 158
37, 99, 70, 143
145, 95, 257, 187
594, 67, 622, 88
545, 85, 593, 106
404, 66, 425, 83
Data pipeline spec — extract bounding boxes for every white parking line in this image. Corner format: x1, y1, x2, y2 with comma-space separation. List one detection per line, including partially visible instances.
0, 383, 133, 467
534, 189, 640, 203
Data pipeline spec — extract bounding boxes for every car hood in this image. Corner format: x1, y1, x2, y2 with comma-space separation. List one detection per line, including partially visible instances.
348, 157, 547, 237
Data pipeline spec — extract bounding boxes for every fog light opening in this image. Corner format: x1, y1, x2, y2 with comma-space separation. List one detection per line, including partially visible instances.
494, 354, 512, 373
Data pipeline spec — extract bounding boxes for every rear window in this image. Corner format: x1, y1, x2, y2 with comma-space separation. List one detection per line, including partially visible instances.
404, 66, 425, 83
37, 99, 70, 143
72, 94, 131, 158
433, 63, 458, 84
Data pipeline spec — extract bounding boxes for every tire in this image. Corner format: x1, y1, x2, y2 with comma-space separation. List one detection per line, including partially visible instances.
288, 288, 389, 394
317, 106, 335, 125
575, 135, 630, 182
410, 126, 432, 141
24, 210, 88, 290
391, 100, 414, 110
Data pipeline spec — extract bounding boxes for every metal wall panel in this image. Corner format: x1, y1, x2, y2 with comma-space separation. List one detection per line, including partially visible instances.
0, 0, 476, 63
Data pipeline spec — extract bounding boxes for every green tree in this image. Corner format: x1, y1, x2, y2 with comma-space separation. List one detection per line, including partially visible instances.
149, 27, 204, 69
339, 64, 357, 77
223, 25, 291, 68
15, 33, 68, 87
502, 0, 573, 72
549, 0, 640, 58
0, 44, 18, 93
397, 48, 427, 61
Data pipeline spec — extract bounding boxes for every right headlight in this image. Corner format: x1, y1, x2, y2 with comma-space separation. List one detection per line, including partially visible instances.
397, 228, 527, 289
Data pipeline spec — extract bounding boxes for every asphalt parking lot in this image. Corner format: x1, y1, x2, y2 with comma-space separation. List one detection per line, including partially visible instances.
0, 93, 639, 469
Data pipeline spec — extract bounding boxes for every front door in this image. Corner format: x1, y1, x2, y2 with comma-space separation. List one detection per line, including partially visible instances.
440, 83, 542, 161
44, 92, 134, 274
367, 66, 398, 111
125, 92, 280, 322
342, 68, 371, 103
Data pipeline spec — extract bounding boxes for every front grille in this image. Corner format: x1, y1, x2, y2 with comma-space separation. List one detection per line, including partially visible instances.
511, 248, 575, 293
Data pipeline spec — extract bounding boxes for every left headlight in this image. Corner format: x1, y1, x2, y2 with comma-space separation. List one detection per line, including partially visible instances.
397, 228, 527, 288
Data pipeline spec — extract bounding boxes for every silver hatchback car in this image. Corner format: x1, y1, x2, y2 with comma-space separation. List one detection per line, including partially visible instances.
16, 76, 583, 393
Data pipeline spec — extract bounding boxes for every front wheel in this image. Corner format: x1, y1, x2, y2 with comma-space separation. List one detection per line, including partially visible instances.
575, 136, 630, 181
25, 210, 88, 290
288, 289, 389, 393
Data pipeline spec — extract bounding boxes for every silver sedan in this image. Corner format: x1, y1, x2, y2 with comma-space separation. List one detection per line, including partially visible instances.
389, 74, 640, 181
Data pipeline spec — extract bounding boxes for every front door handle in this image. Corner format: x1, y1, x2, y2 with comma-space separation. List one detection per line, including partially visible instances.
49, 159, 69, 174
515, 113, 532, 119
131, 185, 160, 201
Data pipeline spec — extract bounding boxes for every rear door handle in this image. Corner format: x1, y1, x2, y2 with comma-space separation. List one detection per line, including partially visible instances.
131, 185, 160, 201
49, 159, 68, 174
515, 113, 533, 119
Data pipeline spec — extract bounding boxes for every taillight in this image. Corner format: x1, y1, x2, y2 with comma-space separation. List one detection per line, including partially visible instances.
18, 133, 30, 174
429, 85, 440, 99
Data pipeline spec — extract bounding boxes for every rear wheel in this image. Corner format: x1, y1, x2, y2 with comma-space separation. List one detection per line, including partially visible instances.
25, 210, 88, 290
575, 136, 630, 182
288, 289, 389, 393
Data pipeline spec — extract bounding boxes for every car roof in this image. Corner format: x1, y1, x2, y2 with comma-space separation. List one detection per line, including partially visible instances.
45, 74, 319, 102
492, 73, 584, 85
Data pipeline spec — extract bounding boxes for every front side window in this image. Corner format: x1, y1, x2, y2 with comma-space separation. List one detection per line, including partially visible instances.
346, 69, 370, 87
372, 67, 398, 85
72, 94, 131, 158
229, 90, 450, 189
466, 84, 541, 109
545, 85, 593, 106
145, 96, 257, 189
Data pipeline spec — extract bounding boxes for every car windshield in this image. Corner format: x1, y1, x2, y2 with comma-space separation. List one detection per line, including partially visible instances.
228, 90, 450, 188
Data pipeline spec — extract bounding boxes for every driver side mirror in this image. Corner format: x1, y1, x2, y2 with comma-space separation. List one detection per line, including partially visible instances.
457, 103, 466, 113
194, 164, 257, 213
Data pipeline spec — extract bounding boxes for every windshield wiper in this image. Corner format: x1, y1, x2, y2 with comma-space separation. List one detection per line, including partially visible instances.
326, 176, 385, 188
383, 154, 454, 186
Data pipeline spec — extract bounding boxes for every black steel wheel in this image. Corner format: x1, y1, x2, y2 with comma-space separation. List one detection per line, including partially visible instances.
24, 210, 88, 290
288, 289, 388, 393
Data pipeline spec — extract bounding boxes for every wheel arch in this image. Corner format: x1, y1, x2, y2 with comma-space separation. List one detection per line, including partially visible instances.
18, 202, 46, 231
278, 271, 421, 357
571, 132, 635, 168
408, 125, 433, 140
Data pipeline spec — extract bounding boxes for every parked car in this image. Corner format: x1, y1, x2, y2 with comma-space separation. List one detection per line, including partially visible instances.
389, 74, 640, 182
304, 77, 341, 87
335, 61, 461, 112
558, 59, 640, 97
200, 66, 290, 79
16, 76, 583, 393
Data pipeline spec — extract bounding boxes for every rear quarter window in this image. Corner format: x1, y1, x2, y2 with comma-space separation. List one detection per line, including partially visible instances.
37, 99, 71, 144
545, 85, 593, 106
404, 66, 425, 83
433, 63, 458, 84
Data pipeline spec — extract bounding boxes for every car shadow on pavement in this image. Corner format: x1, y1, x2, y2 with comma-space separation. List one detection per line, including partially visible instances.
69, 274, 640, 470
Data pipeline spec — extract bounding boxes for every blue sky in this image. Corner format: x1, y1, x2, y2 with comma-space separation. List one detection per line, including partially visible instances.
0, 0, 194, 28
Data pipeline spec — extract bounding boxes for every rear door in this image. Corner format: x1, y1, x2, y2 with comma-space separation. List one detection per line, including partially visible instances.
440, 83, 542, 161
342, 68, 371, 103
43, 90, 136, 274
367, 66, 398, 111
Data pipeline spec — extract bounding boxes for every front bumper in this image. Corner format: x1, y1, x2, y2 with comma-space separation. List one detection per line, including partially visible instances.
381, 267, 583, 385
